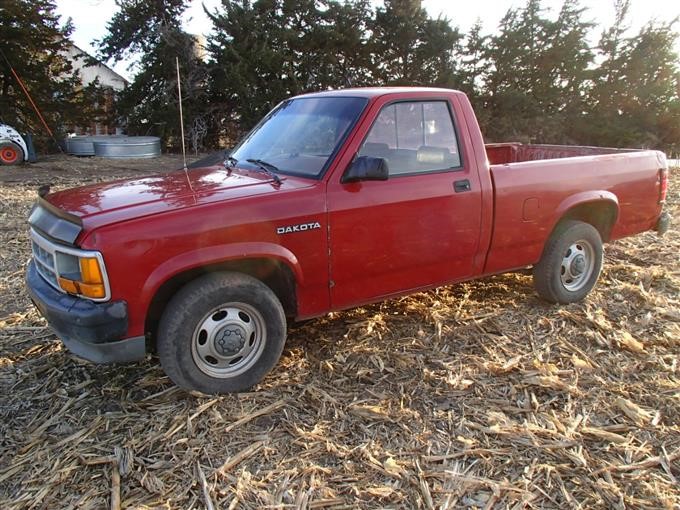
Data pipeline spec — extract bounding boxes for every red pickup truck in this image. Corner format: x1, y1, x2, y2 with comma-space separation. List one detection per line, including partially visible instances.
26, 88, 670, 394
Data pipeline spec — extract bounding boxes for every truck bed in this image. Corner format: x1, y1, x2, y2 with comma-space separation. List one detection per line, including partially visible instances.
486, 142, 639, 165
483, 147, 665, 275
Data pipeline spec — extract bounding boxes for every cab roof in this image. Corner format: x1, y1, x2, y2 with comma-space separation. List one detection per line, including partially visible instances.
294, 87, 464, 100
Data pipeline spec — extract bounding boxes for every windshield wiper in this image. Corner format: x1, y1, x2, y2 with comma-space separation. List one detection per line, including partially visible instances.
246, 158, 282, 185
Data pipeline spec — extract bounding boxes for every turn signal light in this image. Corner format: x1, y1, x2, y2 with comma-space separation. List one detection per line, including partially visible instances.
77, 282, 106, 299
58, 277, 79, 294
80, 257, 103, 284
58, 277, 106, 299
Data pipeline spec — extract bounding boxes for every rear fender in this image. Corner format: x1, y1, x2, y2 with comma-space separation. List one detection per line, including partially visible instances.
553, 191, 619, 240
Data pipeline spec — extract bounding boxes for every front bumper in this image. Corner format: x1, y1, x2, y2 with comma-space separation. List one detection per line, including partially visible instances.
26, 261, 145, 363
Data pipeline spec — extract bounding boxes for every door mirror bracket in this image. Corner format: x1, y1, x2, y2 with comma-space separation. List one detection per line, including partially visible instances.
341, 156, 389, 184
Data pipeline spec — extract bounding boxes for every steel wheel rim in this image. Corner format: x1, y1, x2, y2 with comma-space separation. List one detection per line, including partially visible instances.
1, 147, 18, 164
560, 239, 595, 292
191, 302, 266, 378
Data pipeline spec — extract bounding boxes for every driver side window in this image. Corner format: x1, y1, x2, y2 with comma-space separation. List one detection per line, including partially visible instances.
359, 101, 461, 175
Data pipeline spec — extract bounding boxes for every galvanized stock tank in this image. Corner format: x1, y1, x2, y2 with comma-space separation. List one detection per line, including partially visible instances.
65, 135, 161, 159
93, 136, 161, 158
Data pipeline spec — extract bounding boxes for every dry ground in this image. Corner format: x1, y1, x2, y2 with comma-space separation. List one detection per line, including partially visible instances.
0, 155, 678, 509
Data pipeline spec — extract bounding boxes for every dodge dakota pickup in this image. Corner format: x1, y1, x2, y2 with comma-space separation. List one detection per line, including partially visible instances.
26, 88, 671, 394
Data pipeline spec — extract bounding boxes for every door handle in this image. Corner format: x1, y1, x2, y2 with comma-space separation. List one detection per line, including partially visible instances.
454, 179, 471, 193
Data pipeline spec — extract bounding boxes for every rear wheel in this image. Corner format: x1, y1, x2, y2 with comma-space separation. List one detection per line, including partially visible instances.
533, 220, 603, 303
157, 272, 286, 394
0, 141, 23, 165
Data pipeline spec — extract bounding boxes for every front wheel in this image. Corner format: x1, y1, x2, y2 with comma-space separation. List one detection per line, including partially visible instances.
533, 220, 603, 304
157, 272, 286, 394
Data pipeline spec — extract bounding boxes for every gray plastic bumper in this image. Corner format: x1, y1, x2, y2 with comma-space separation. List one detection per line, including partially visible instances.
26, 261, 145, 363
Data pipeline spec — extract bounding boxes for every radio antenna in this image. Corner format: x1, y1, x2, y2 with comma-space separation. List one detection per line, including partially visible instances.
176, 56, 187, 170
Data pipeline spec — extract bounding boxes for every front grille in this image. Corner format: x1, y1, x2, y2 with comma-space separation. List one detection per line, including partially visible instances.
31, 234, 61, 290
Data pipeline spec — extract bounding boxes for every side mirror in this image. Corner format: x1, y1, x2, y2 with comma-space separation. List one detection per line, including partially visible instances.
341, 156, 389, 184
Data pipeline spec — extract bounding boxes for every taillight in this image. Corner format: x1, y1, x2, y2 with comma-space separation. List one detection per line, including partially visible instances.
658, 168, 668, 204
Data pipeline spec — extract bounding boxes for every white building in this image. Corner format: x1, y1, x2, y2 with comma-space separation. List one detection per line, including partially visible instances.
64, 43, 127, 91
63, 42, 128, 134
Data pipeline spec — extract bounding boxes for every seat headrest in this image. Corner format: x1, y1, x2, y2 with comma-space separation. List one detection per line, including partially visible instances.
362, 142, 390, 155
417, 145, 449, 164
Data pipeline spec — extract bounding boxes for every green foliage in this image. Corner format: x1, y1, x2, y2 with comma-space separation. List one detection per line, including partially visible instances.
207, 0, 375, 137
96, 0, 679, 152
482, 0, 594, 143
206, 0, 462, 139
98, 0, 187, 61
368, 0, 462, 86
0, 0, 103, 148
584, 0, 680, 151
98, 0, 208, 150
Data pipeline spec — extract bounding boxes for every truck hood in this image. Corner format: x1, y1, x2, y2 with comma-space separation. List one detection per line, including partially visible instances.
44, 165, 308, 231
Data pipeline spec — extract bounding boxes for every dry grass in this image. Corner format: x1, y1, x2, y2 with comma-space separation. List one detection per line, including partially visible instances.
0, 155, 678, 509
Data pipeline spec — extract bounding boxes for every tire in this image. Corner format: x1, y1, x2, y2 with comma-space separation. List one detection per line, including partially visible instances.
157, 271, 287, 394
0, 141, 23, 165
533, 220, 603, 304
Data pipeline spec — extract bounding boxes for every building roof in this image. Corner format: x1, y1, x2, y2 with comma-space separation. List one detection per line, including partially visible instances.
63, 42, 128, 91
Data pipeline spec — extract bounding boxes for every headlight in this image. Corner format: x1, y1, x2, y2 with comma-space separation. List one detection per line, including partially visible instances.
31, 228, 111, 301
56, 254, 107, 299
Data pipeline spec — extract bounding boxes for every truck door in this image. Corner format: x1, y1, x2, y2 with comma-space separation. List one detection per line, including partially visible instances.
327, 98, 483, 309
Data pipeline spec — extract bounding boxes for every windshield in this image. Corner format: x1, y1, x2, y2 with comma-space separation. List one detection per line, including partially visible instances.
230, 97, 368, 178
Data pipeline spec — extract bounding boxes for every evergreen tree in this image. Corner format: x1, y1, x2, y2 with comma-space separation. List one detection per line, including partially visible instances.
286, 0, 374, 89
585, 1, 680, 150
368, 0, 462, 86
588, 0, 629, 114
207, 0, 304, 136
457, 20, 492, 131
484, 0, 551, 141
98, 0, 187, 59
545, 0, 593, 142
484, 0, 593, 143
98, 0, 208, 150
207, 0, 372, 139
316, 0, 374, 87
91, 0, 679, 154
458, 20, 489, 97
0, 0, 100, 147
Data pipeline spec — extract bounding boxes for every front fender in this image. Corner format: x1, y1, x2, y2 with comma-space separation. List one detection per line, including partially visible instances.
139, 241, 303, 306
